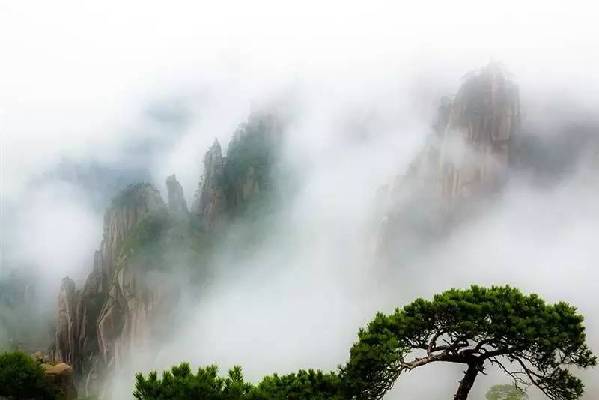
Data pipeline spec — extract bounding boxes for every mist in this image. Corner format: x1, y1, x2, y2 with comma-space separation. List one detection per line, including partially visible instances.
1, 1, 599, 399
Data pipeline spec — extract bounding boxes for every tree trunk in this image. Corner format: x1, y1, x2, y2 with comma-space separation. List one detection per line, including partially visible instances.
453, 363, 480, 400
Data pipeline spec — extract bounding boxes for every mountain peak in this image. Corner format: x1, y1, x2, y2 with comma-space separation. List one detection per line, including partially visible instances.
166, 175, 188, 217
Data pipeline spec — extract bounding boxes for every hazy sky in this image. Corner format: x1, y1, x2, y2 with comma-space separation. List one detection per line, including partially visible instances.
1, 1, 598, 399
2, 0, 598, 196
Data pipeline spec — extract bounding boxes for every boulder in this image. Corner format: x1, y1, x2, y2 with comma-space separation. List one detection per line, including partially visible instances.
42, 363, 77, 400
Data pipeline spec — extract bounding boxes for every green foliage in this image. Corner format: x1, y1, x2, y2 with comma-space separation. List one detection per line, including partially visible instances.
0, 351, 56, 399
134, 364, 341, 400
249, 369, 342, 400
341, 285, 596, 400
134, 286, 596, 400
486, 384, 528, 400
134, 363, 253, 400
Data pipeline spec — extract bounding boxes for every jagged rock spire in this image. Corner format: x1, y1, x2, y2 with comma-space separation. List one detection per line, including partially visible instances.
377, 64, 520, 262
404, 63, 520, 202
438, 62, 519, 200
54, 183, 167, 396
55, 277, 78, 366
166, 175, 188, 217
54, 113, 283, 397
191, 139, 226, 227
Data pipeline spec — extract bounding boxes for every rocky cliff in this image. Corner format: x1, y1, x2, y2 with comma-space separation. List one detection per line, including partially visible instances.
166, 174, 189, 218
191, 113, 282, 226
53, 113, 282, 397
42, 362, 78, 400
54, 183, 168, 395
191, 140, 226, 227
378, 63, 520, 261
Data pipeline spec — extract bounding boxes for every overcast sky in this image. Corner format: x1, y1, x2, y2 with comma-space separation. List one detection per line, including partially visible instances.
2, 0, 598, 196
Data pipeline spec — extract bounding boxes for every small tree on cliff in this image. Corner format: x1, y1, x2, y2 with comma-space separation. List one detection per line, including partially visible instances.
341, 286, 596, 400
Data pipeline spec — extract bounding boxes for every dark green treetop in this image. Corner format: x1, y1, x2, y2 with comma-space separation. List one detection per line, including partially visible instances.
134, 363, 253, 400
248, 369, 342, 400
133, 286, 595, 400
341, 286, 596, 400
134, 364, 341, 400
0, 351, 56, 399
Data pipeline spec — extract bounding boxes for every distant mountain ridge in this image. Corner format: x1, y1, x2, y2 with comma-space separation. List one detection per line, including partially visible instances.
53, 112, 283, 397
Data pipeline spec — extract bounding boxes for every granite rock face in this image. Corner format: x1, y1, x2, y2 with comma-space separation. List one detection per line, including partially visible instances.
54, 112, 283, 397
166, 175, 188, 218
409, 63, 519, 202
191, 140, 226, 227
378, 64, 520, 260
42, 362, 78, 400
54, 183, 168, 396
55, 277, 78, 367
223, 113, 281, 211
192, 113, 282, 227
437, 63, 519, 201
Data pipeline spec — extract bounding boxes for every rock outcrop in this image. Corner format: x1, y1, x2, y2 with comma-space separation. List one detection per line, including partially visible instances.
192, 140, 226, 227
407, 63, 519, 202
438, 63, 519, 201
54, 183, 168, 395
55, 278, 78, 367
54, 112, 283, 397
166, 175, 188, 218
42, 362, 77, 400
378, 63, 520, 260
192, 113, 282, 227
223, 113, 281, 211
